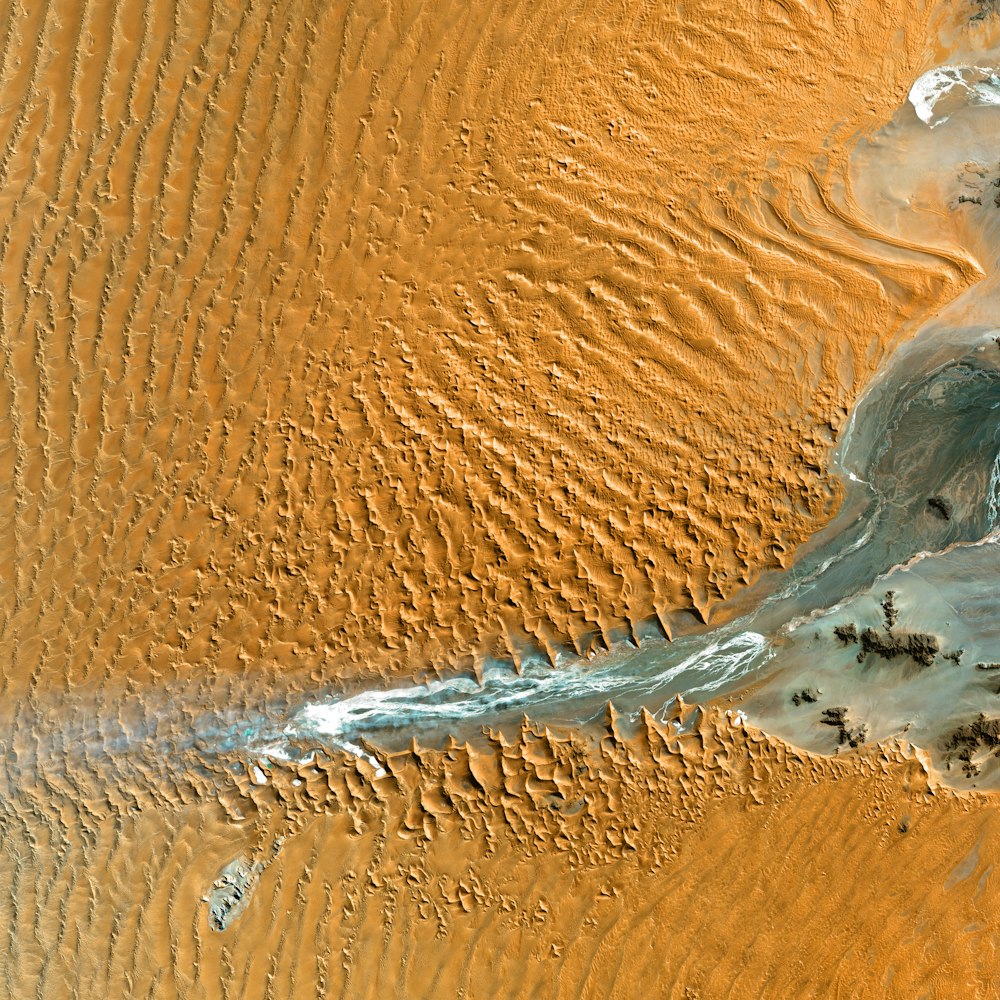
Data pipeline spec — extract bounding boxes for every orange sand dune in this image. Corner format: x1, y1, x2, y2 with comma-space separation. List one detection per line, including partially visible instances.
2, 0, 998, 997
4, 707, 1000, 998
0, 0, 977, 694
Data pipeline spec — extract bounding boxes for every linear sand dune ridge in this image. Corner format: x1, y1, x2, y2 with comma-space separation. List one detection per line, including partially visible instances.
2, 704, 998, 997
0, 0, 978, 693
0, 2, 995, 994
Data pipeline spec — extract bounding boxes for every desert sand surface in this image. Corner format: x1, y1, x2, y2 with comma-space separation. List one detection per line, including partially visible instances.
5, 708, 1000, 998
0, 0, 978, 694
4, 0, 1000, 996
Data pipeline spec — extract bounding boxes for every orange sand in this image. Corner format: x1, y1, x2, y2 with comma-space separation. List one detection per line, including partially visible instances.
1, 0, 998, 997
4, 707, 1000, 997
0, 0, 978, 694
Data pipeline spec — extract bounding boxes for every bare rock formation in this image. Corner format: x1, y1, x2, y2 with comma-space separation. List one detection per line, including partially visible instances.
819, 706, 869, 748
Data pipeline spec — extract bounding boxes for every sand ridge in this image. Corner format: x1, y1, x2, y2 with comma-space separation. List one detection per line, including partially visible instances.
0, 0, 980, 698
2, 0, 999, 996
3, 702, 999, 997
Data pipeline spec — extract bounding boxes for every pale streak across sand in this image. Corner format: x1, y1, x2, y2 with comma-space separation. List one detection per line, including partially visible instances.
287, 61, 1000, 770
908, 65, 1000, 126
290, 630, 771, 746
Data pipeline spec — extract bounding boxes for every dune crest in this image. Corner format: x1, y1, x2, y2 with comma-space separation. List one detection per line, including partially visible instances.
0, 0, 977, 694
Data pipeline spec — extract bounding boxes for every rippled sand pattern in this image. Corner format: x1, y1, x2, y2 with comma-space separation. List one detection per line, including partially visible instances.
0, 0, 977, 693
1, 0, 995, 996
5, 709, 1000, 998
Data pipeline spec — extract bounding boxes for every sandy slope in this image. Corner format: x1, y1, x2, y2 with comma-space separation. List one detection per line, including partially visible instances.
0, 0, 976, 692
2, 0, 997, 997
4, 707, 1000, 998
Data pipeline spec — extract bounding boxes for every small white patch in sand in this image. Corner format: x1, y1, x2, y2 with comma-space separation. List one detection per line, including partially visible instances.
908, 65, 1000, 127
253, 742, 315, 765
338, 739, 387, 779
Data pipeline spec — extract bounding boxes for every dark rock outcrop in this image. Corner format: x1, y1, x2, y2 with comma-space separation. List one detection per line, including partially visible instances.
791, 688, 820, 706
833, 623, 858, 645
973, 0, 999, 22
207, 857, 265, 932
927, 496, 953, 521
857, 627, 939, 667
819, 706, 868, 748
880, 590, 899, 631
943, 714, 1000, 777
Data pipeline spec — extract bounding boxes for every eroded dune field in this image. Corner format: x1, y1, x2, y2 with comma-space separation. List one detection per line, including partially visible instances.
3, 0, 1000, 995
6, 708, 1000, 998
0, 0, 977, 691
